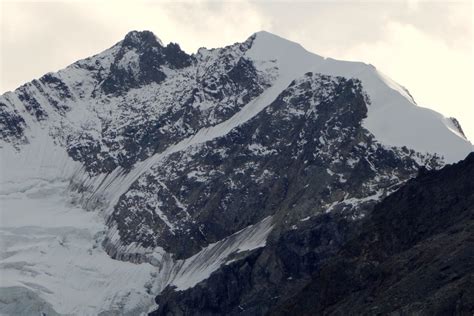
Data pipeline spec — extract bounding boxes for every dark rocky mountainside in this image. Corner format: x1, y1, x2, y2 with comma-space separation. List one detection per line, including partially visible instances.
108, 72, 437, 260
273, 152, 474, 316
153, 153, 474, 315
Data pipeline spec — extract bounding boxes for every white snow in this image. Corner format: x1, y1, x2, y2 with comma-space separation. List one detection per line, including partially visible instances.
187, 170, 208, 182
154, 206, 176, 233
248, 143, 277, 156
342, 189, 384, 207
170, 216, 273, 291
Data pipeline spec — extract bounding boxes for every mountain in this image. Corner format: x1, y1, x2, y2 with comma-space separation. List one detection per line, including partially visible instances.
0, 30, 472, 315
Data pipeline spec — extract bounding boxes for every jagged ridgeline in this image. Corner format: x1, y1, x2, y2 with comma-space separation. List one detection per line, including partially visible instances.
0, 30, 472, 315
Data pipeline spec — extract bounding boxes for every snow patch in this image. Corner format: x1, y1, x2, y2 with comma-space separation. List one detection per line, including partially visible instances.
170, 216, 273, 291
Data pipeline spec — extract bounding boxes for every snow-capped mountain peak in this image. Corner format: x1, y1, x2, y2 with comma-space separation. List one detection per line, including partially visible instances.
122, 30, 165, 48
0, 30, 472, 315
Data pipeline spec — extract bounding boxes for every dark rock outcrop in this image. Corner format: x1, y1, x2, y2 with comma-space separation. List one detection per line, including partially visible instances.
101, 31, 194, 95
450, 117, 467, 139
0, 101, 27, 145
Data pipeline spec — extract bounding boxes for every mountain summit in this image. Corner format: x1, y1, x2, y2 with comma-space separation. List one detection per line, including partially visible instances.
0, 30, 472, 315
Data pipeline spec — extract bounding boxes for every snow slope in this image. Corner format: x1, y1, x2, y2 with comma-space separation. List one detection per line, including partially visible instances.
247, 31, 472, 164
0, 139, 274, 314
170, 216, 273, 291
0, 134, 273, 314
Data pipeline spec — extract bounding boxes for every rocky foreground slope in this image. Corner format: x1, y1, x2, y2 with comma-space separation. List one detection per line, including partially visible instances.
273, 152, 474, 316
0, 30, 472, 315
153, 153, 474, 315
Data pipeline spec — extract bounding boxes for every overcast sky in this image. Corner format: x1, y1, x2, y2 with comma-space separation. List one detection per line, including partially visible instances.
1, 0, 473, 141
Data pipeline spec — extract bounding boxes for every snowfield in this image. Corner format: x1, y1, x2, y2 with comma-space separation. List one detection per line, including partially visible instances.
0, 181, 159, 315
0, 138, 159, 315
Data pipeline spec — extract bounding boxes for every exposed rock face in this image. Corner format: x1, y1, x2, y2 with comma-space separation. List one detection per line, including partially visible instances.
109, 72, 441, 260
101, 31, 193, 95
152, 153, 474, 315
449, 117, 467, 139
0, 101, 27, 144
1, 31, 267, 174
